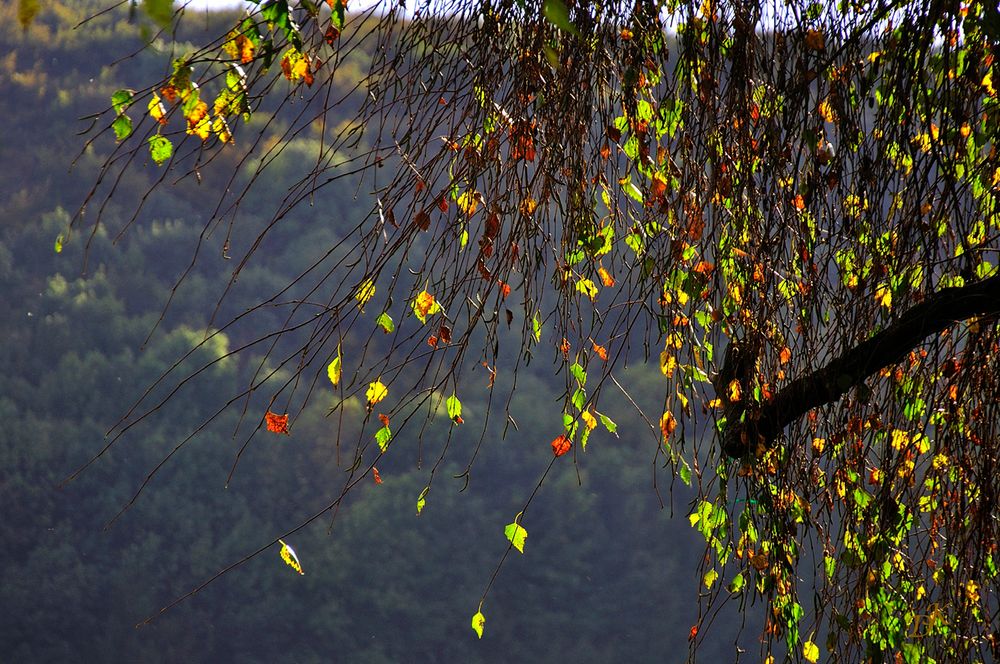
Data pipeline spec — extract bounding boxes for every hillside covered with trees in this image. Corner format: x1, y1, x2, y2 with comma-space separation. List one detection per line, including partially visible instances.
0, 3, 718, 661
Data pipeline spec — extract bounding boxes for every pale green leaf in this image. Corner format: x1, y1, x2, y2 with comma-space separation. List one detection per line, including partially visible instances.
504, 517, 527, 553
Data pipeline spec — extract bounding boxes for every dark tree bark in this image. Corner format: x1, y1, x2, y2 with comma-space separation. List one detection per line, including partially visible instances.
722, 273, 1000, 457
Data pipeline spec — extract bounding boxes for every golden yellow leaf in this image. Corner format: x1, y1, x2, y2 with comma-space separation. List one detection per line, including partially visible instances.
366, 379, 388, 406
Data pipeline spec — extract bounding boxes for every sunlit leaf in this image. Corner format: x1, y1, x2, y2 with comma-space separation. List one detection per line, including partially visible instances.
355, 279, 376, 310
111, 89, 134, 115
376, 312, 394, 333
598, 266, 615, 287
581, 410, 597, 431
278, 539, 304, 575
366, 380, 387, 406
576, 277, 598, 301
412, 290, 442, 323
148, 135, 173, 165
327, 346, 342, 387
372, 467, 382, 484
265, 411, 289, 434
375, 424, 392, 451
446, 393, 463, 423
112, 114, 132, 142
702, 568, 718, 589
803, 640, 819, 663
504, 515, 528, 553
551, 434, 572, 457
599, 413, 618, 435
471, 609, 486, 639
416, 487, 429, 515
660, 411, 677, 439
54, 234, 64, 254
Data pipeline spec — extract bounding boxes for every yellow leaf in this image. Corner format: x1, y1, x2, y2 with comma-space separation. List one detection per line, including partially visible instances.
355, 279, 376, 310
471, 610, 486, 639
412, 290, 441, 323
366, 379, 388, 406
278, 539, 304, 575
576, 277, 599, 301
660, 411, 677, 439
457, 190, 480, 217
728, 379, 741, 402
147, 94, 166, 123
581, 410, 597, 431
327, 346, 342, 387
779, 346, 792, 364
660, 351, 677, 377
818, 98, 837, 123
875, 283, 892, 309
803, 639, 819, 663
702, 568, 718, 589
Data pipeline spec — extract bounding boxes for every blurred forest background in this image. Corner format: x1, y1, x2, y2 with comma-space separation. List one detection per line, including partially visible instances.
0, 2, 743, 660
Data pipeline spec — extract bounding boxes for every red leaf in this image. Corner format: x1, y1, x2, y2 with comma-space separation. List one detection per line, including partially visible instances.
688, 625, 699, 641
378, 413, 390, 427
265, 411, 290, 434
551, 434, 572, 457
499, 281, 511, 299
414, 210, 430, 231
373, 467, 383, 484
438, 325, 452, 344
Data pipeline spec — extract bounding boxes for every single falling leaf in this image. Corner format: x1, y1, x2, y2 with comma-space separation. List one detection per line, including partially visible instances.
372, 467, 382, 484
551, 434, 572, 457
366, 380, 388, 406
471, 610, 486, 639
412, 290, 442, 323
504, 515, 528, 553
278, 539, 304, 575
660, 411, 677, 439
265, 411, 290, 434
355, 279, 376, 310
327, 346, 342, 387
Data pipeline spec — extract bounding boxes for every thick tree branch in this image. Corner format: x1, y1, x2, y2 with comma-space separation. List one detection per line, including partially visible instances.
723, 273, 1000, 457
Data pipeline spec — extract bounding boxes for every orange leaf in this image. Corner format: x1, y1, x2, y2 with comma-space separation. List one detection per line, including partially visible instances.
373, 467, 383, 484
792, 194, 806, 210
592, 341, 608, 362
598, 266, 616, 287
559, 338, 571, 359
688, 625, 699, 641
427, 335, 438, 347
728, 379, 742, 402
779, 346, 791, 364
499, 281, 512, 299
551, 434, 572, 457
265, 411, 290, 434
660, 411, 677, 439
378, 413, 390, 428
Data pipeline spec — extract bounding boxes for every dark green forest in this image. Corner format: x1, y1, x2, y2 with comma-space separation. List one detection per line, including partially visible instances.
0, 3, 739, 660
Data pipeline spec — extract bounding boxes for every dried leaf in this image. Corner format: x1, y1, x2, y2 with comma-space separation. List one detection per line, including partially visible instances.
265, 411, 289, 434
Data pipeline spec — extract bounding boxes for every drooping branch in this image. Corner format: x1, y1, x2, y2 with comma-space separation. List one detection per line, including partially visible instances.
723, 273, 1000, 457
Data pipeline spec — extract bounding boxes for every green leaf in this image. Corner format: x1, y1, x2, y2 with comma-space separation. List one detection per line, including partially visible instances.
571, 388, 586, 412
542, 0, 580, 36
702, 568, 718, 589
679, 460, 692, 486
111, 89, 134, 115
471, 610, 486, 639
532, 311, 542, 343
112, 114, 132, 142
416, 487, 429, 515
148, 135, 173, 165
570, 362, 587, 386
446, 393, 462, 422
504, 516, 528, 553
598, 413, 618, 435
622, 179, 643, 203
53, 233, 64, 254
376, 312, 394, 333
375, 425, 392, 452
727, 571, 745, 593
